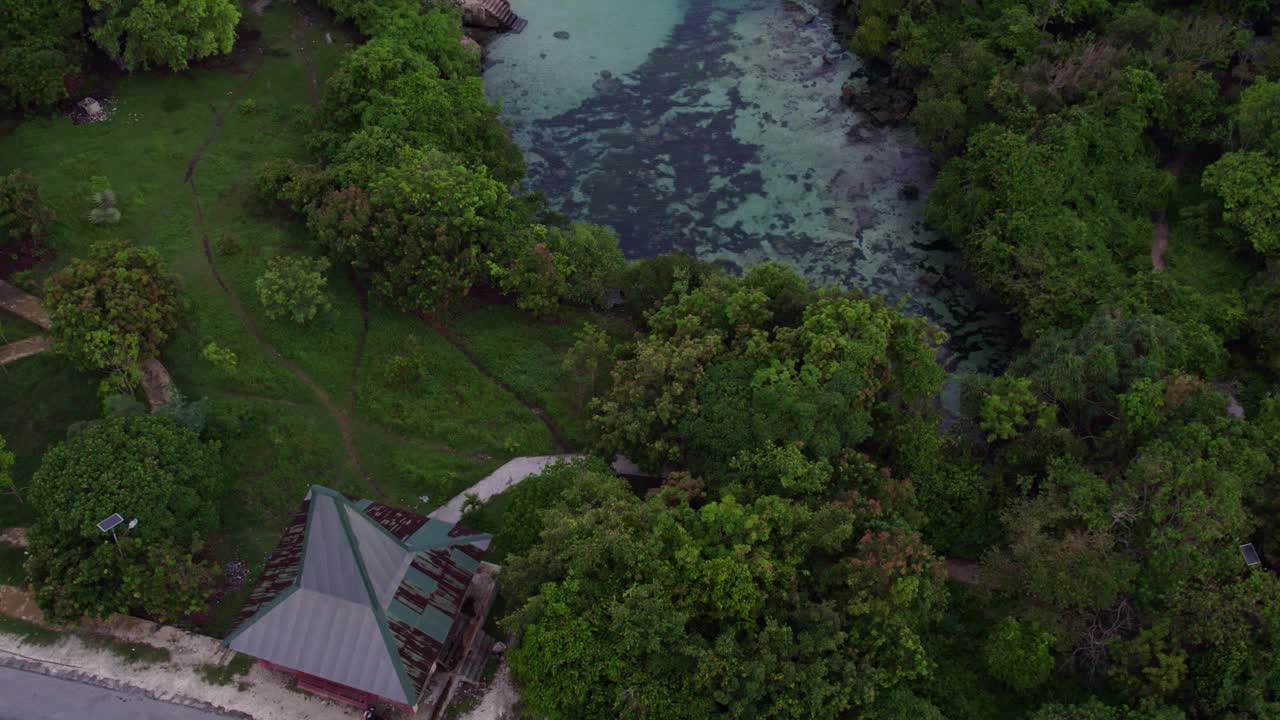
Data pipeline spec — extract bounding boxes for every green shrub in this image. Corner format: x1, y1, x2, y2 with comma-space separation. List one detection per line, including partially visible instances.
26, 414, 225, 623
0, 2, 83, 109
256, 255, 333, 325
87, 0, 240, 71
201, 341, 238, 374
0, 170, 56, 248
983, 617, 1056, 693
44, 240, 182, 388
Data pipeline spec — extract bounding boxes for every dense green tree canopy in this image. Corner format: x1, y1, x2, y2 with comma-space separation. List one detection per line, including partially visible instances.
500, 465, 947, 720
588, 264, 945, 476
87, 0, 240, 71
25, 415, 224, 623
44, 239, 181, 388
0, 1, 83, 109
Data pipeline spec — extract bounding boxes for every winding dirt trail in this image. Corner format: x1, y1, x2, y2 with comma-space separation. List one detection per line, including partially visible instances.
346, 270, 369, 412
183, 57, 380, 497
420, 314, 574, 453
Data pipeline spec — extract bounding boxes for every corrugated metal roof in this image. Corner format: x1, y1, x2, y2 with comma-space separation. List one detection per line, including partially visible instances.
229, 588, 409, 703
299, 495, 368, 604
223, 486, 491, 706
345, 506, 414, 608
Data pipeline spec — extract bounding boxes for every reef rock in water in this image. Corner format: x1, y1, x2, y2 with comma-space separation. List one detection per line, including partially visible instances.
483, 0, 1013, 371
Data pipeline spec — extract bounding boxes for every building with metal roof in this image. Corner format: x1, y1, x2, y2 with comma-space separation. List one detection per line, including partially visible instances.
223, 486, 498, 713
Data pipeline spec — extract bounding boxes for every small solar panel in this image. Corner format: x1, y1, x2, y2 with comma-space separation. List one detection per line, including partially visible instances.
1241, 543, 1261, 567
97, 513, 124, 532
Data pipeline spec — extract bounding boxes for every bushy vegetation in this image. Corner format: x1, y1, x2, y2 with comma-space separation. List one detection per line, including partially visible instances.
255, 254, 332, 325
0, 0, 242, 109
0, 170, 56, 250
44, 239, 181, 391
87, 0, 240, 71
0, 2, 84, 109
25, 415, 225, 624
252, 0, 626, 315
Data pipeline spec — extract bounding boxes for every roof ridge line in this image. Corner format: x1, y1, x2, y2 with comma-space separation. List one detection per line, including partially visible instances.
221, 497, 318, 647
332, 493, 419, 704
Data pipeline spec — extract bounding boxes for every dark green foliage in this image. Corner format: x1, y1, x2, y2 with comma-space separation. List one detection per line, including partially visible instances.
0, 1, 83, 109
25, 415, 225, 623
86, 0, 240, 71
255, 254, 333, 325
928, 114, 1168, 335
983, 616, 1056, 692
0, 169, 56, 248
588, 264, 945, 476
44, 239, 182, 386
478, 457, 615, 560
254, 0, 623, 315
0, 544, 25, 585
501, 477, 947, 720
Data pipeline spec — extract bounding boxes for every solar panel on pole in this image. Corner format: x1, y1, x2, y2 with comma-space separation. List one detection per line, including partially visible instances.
1241, 543, 1261, 567
97, 513, 124, 532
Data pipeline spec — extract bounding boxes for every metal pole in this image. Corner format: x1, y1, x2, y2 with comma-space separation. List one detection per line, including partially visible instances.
111, 529, 122, 557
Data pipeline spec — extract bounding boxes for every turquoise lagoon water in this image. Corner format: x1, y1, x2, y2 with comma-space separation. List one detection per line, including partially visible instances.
483, 0, 1013, 370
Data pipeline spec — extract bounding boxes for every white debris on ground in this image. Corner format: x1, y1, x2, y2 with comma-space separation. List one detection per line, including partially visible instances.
0, 527, 29, 548
0, 600, 362, 720
71, 96, 114, 124
456, 662, 521, 720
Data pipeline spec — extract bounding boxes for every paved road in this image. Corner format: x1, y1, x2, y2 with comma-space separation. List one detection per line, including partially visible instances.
0, 666, 228, 720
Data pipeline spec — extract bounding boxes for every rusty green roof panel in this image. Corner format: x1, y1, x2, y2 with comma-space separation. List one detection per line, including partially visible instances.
223, 485, 491, 706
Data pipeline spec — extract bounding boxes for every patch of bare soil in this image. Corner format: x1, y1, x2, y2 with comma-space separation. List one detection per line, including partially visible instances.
0, 528, 28, 548
0, 336, 51, 366
0, 280, 51, 329
0, 586, 43, 624
457, 661, 522, 720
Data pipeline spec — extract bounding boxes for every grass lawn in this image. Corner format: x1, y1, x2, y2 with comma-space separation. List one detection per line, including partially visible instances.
0, 355, 100, 527
0, 316, 44, 344
0, 543, 26, 585
448, 303, 633, 447
0, 1, 595, 638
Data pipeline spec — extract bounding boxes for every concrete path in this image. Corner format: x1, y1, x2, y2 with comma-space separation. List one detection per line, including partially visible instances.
0, 665, 230, 720
0, 279, 178, 411
0, 281, 50, 329
429, 455, 581, 523
0, 335, 51, 365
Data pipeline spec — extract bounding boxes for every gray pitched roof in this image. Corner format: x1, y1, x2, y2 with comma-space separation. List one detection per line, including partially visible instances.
224, 486, 491, 706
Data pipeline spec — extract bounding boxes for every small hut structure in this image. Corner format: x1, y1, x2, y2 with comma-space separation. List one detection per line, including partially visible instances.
223, 486, 498, 713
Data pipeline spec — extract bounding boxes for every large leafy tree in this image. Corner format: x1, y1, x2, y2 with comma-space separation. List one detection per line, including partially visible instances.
25, 415, 225, 623
0, 1, 84, 109
44, 239, 181, 389
589, 264, 944, 476
87, 0, 239, 71
306, 147, 527, 312
927, 110, 1169, 336
500, 468, 947, 720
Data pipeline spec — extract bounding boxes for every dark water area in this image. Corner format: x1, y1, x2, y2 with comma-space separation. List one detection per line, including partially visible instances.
484, 0, 1015, 371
